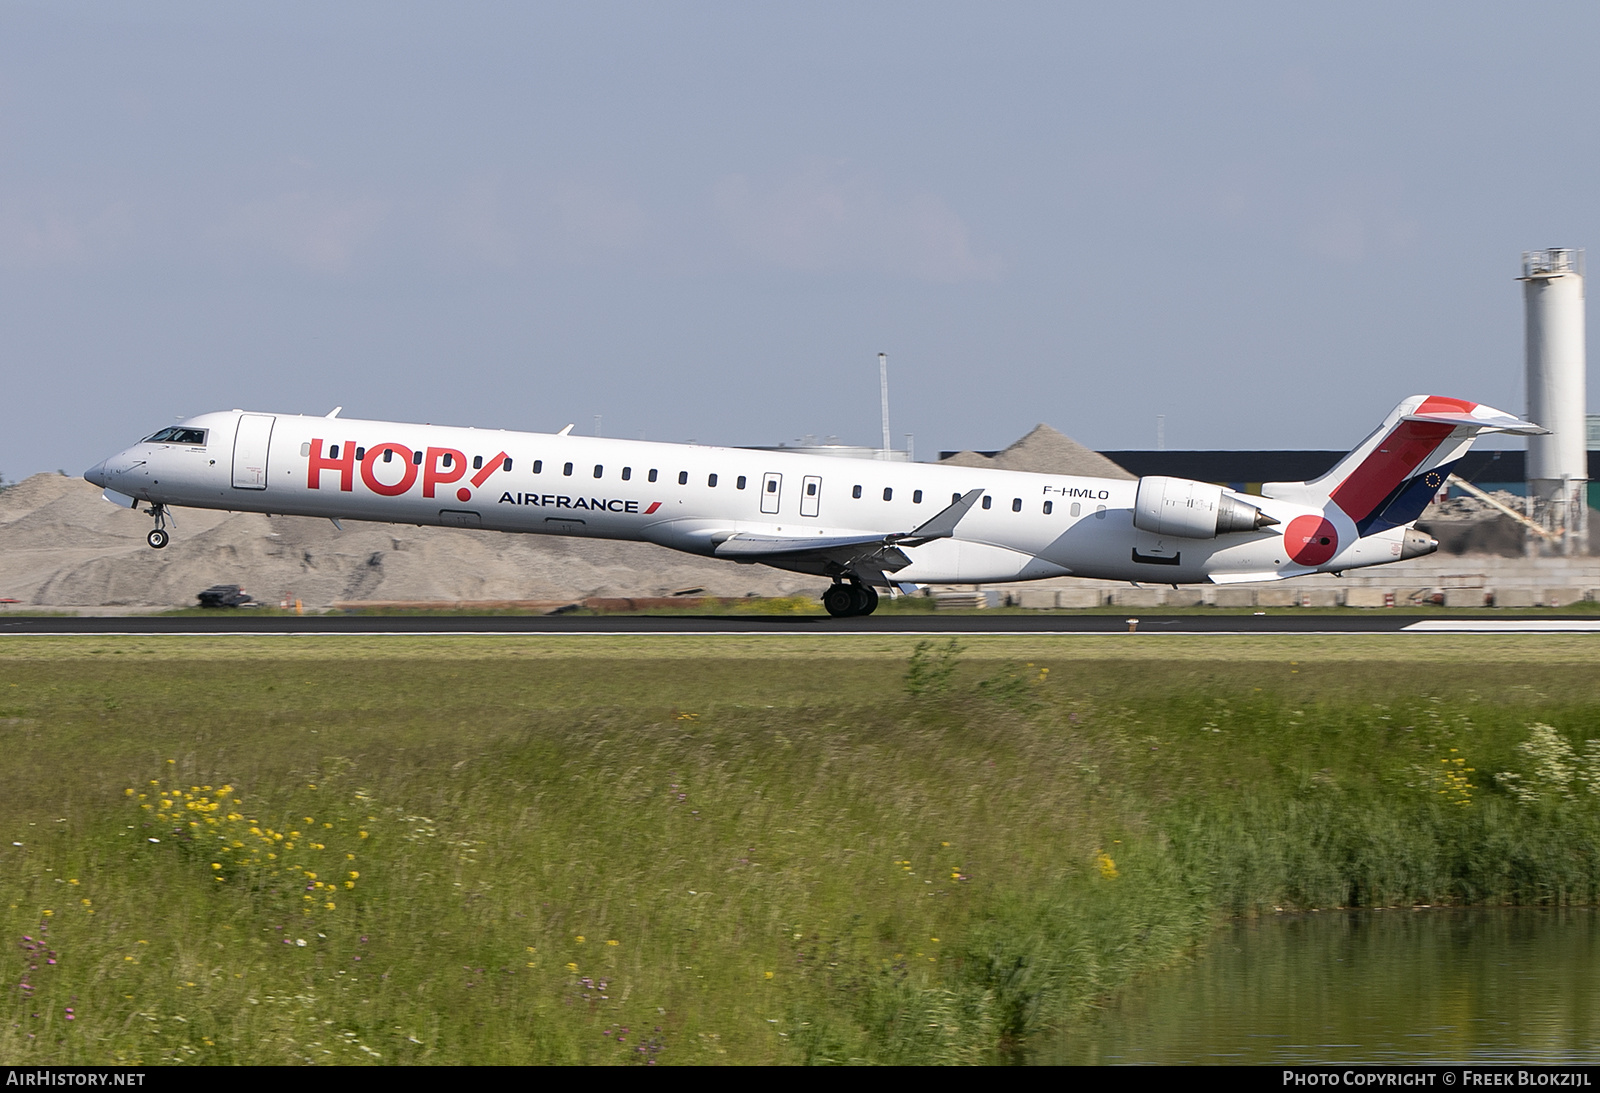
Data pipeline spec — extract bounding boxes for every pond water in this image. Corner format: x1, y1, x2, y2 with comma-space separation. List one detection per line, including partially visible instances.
1045, 908, 1600, 1065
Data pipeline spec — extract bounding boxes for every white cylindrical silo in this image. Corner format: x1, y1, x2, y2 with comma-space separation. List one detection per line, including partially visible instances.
1521, 247, 1588, 553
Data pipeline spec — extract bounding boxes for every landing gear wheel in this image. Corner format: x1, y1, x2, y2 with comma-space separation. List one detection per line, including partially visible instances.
147, 528, 169, 549
823, 584, 856, 618
852, 585, 879, 616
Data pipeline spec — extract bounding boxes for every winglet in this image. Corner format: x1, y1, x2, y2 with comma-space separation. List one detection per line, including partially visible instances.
325, 406, 342, 419
897, 488, 985, 545
557, 423, 575, 436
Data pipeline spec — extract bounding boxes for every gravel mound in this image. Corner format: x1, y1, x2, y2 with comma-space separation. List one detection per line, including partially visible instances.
940, 423, 1135, 479
0, 474, 825, 608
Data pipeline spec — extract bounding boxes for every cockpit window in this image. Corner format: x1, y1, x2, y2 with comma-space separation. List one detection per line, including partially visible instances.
144, 427, 208, 446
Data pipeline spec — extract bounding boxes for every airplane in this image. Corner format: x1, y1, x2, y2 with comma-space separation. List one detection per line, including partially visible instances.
83, 395, 1542, 617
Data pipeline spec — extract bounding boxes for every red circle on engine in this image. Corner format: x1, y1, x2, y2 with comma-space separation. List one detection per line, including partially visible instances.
456, 487, 472, 502
1284, 515, 1338, 566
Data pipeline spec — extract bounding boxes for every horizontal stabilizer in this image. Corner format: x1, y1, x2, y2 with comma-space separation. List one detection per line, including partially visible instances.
1403, 409, 1547, 435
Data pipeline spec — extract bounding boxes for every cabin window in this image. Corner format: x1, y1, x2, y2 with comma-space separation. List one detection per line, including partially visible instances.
883, 487, 893, 501
708, 473, 718, 487
472, 455, 483, 470
441, 453, 452, 468
329, 444, 340, 459
649, 469, 658, 483
532, 459, 543, 474
678, 471, 688, 485
1043, 500, 1053, 515
301, 442, 311, 457
913, 489, 922, 504
354, 447, 366, 461
1095, 505, 1107, 518
806, 482, 816, 496
413, 450, 424, 465
563, 462, 574, 476
766, 479, 777, 493
383, 448, 394, 463
593, 464, 604, 478
502, 457, 512, 471
1012, 498, 1022, 512
736, 475, 746, 489
621, 467, 632, 481
982, 496, 992, 510
1070, 502, 1080, 517
952, 492, 961, 504
853, 485, 862, 499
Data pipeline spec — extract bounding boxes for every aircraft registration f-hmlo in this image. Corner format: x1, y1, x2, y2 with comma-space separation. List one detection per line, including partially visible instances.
85, 395, 1542, 617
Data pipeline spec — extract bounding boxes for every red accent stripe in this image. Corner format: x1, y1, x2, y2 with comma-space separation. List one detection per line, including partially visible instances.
470, 451, 509, 489
643, 501, 661, 515
1329, 420, 1456, 522
1415, 395, 1477, 416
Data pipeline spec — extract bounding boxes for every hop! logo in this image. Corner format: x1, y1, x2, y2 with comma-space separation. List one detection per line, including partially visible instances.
306, 440, 509, 501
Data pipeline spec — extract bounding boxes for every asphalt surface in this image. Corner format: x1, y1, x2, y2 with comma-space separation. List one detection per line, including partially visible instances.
3, 613, 1599, 635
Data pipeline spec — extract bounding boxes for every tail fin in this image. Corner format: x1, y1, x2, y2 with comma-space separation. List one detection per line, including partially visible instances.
1262, 396, 1545, 536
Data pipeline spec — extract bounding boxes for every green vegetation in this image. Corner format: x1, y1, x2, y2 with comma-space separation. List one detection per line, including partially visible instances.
4, 634, 1600, 1064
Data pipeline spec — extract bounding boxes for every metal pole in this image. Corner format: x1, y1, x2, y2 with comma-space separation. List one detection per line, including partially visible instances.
879, 353, 891, 458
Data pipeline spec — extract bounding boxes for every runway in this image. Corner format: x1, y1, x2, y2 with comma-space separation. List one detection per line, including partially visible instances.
3, 613, 1599, 636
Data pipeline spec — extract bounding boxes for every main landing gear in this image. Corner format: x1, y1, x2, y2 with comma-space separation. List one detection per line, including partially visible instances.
822, 580, 879, 618
144, 503, 170, 549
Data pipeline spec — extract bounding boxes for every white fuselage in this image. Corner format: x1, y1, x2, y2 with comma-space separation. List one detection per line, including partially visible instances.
85, 409, 1419, 586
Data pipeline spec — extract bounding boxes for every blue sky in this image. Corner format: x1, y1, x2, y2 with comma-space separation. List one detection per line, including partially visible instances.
3, 2, 1595, 478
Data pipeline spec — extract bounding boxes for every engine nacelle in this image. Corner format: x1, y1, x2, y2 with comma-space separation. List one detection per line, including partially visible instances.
1132, 475, 1278, 539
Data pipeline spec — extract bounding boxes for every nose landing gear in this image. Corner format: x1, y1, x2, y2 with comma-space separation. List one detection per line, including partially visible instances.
822, 580, 879, 618
143, 503, 171, 549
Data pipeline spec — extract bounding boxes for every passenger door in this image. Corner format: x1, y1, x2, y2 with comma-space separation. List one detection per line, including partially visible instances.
232, 414, 275, 490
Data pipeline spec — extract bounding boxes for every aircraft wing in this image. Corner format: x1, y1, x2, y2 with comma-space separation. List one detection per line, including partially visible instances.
712, 488, 985, 584
714, 532, 905, 559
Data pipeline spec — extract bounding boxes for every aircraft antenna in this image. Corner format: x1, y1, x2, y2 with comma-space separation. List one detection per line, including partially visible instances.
879, 352, 891, 460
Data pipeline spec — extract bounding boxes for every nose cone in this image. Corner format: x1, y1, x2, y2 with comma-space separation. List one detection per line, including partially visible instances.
84, 460, 109, 488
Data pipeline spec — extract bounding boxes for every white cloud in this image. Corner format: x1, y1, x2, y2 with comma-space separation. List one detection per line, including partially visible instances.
549, 183, 648, 253
0, 196, 133, 268
440, 175, 521, 266
437, 176, 648, 268
715, 164, 1002, 282
213, 189, 389, 273
1296, 175, 1419, 265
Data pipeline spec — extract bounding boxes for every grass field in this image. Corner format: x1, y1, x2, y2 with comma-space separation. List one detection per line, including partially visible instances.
4, 633, 1600, 1064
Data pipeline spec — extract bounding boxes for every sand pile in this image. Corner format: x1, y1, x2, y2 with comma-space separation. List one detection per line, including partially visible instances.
0, 474, 826, 608
940, 424, 1135, 479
